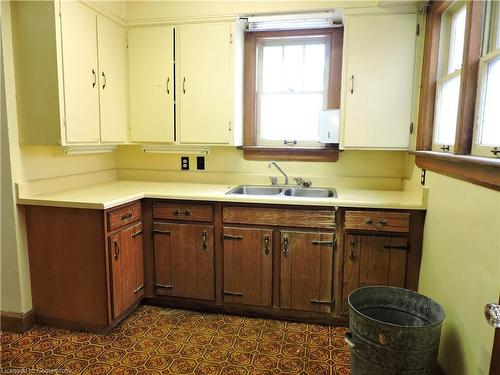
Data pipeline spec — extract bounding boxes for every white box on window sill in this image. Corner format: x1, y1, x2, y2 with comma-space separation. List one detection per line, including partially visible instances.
319, 109, 340, 144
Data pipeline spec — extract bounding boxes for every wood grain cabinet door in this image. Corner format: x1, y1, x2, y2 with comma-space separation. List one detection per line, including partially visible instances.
280, 231, 334, 313
222, 227, 273, 306
153, 222, 215, 301
109, 233, 124, 319
342, 234, 408, 314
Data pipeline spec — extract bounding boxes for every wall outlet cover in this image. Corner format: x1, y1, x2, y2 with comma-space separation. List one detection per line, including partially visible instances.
181, 156, 189, 170
197, 156, 205, 170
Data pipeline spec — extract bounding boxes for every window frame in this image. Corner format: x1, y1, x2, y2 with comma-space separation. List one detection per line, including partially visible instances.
255, 35, 331, 147
241, 27, 343, 162
416, 0, 500, 191
472, 0, 500, 157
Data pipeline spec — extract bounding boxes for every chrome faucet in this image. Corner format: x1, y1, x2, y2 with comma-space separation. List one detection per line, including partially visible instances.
268, 161, 289, 185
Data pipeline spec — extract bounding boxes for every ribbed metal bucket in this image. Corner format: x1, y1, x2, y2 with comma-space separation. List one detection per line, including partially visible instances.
346, 286, 445, 375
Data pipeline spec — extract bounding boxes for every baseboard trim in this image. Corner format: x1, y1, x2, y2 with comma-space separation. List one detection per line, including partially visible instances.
1, 310, 35, 333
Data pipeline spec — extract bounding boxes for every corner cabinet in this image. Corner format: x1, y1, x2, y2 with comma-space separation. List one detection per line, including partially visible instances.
128, 21, 244, 146
11, 0, 128, 147
340, 11, 417, 149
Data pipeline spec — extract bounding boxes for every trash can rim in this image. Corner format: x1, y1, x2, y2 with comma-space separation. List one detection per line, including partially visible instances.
348, 285, 445, 329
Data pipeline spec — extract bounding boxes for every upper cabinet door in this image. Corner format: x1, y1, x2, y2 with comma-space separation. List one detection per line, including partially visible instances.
128, 26, 175, 143
177, 23, 232, 144
341, 13, 417, 149
59, 1, 100, 144
97, 15, 128, 143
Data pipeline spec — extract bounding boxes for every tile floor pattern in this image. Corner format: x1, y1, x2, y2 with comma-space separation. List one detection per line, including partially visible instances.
0, 305, 350, 374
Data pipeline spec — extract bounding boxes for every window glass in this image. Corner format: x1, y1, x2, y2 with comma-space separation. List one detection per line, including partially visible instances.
434, 74, 461, 145
448, 6, 467, 73
478, 57, 500, 146
257, 37, 329, 145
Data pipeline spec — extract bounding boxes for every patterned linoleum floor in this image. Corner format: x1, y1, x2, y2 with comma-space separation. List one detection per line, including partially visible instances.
0, 305, 350, 374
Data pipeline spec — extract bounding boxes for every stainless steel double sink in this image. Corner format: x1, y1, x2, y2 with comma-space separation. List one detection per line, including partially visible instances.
226, 185, 336, 198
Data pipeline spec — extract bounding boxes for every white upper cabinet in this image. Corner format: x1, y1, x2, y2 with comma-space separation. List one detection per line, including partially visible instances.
59, 0, 100, 143
97, 14, 128, 144
176, 23, 234, 145
128, 26, 175, 143
340, 12, 417, 150
11, 0, 128, 147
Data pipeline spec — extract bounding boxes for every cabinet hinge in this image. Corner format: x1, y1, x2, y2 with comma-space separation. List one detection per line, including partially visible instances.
230, 33, 233, 44
63, 117, 67, 127
410, 122, 414, 134
416, 23, 420, 36
228, 121, 232, 131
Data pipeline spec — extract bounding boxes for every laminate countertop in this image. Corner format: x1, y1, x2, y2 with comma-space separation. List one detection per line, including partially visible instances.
16, 180, 427, 210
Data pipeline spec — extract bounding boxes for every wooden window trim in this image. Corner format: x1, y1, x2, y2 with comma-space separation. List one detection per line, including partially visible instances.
242, 27, 343, 162
416, 1, 499, 190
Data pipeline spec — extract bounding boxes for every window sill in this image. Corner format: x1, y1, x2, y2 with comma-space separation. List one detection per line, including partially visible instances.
238, 145, 340, 162
414, 151, 500, 190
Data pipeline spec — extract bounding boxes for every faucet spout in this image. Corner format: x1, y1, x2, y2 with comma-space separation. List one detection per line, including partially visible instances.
268, 161, 289, 185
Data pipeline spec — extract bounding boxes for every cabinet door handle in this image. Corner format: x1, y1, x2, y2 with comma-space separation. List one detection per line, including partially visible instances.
133, 284, 145, 294
182, 77, 186, 94
202, 231, 208, 250
223, 291, 243, 296
349, 239, 356, 261
131, 229, 143, 238
102, 71, 106, 89
113, 239, 120, 260
310, 299, 331, 305
174, 209, 191, 216
350, 75, 355, 94
384, 245, 408, 251
166, 77, 170, 94
264, 234, 270, 255
155, 283, 173, 289
312, 240, 334, 246
283, 236, 289, 256
92, 69, 96, 88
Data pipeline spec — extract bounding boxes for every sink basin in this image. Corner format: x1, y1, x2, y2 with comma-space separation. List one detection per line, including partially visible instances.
227, 185, 283, 195
284, 187, 336, 198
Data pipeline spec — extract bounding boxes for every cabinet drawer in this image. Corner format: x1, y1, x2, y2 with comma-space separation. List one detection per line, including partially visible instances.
153, 202, 214, 222
107, 202, 142, 231
223, 206, 335, 229
345, 210, 409, 233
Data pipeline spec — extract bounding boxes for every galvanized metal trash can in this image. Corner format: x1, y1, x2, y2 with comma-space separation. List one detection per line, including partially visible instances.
346, 286, 445, 375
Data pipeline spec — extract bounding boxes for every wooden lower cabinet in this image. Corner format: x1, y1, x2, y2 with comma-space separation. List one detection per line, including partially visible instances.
153, 222, 215, 301
280, 231, 335, 313
341, 234, 408, 314
222, 227, 273, 306
109, 223, 144, 320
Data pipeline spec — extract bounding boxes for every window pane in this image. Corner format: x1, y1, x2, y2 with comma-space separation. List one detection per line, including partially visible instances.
262, 46, 283, 92
304, 44, 326, 91
283, 45, 304, 91
260, 94, 323, 141
478, 57, 500, 146
496, 4, 500, 49
448, 6, 466, 73
434, 74, 461, 145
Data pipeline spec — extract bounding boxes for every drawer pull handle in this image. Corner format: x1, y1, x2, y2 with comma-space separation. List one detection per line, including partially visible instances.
365, 218, 373, 224
153, 229, 171, 235
202, 231, 208, 250
155, 283, 172, 289
131, 229, 143, 238
312, 240, 334, 246
223, 234, 243, 240
264, 234, 270, 255
133, 284, 145, 294
379, 219, 388, 225
349, 239, 356, 261
121, 212, 133, 221
113, 239, 120, 260
283, 236, 289, 256
383, 245, 408, 251
224, 291, 243, 296
310, 299, 331, 305
174, 209, 191, 216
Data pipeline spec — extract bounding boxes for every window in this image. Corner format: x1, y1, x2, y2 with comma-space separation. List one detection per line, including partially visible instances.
416, 1, 500, 190
472, 1, 500, 157
256, 36, 330, 146
242, 27, 343, 161
433, 4, 467, 151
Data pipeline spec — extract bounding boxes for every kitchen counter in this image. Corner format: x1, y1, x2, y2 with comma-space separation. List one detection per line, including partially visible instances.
16, 180, 427, 210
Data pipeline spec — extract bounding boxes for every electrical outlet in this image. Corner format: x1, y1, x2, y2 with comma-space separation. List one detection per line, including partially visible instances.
181, 156, 189, 170
197, 156, 205, 170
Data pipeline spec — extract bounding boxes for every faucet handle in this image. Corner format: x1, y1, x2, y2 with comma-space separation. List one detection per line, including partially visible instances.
293, 177, 303, 185
269, 176, 278, 185
302, 178, 312, 188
